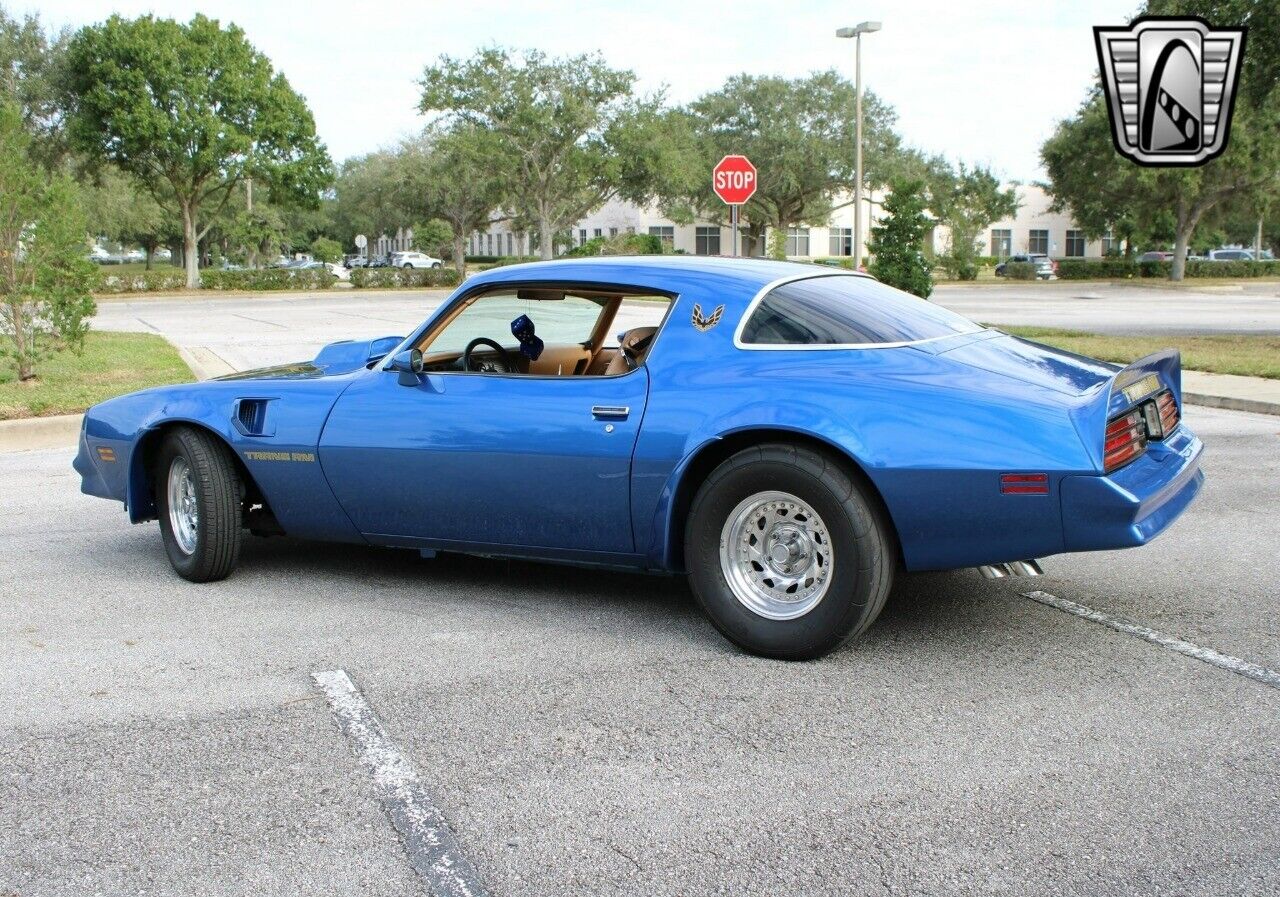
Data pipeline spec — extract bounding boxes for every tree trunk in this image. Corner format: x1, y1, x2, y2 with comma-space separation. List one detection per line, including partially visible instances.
1171, 201, 1206, 282
181, 202, 199, 289
144, 246, 153, 271
1256, 217, 1264, 259
7, 301, 33, 381
539, 213, 554, 261
453, 234, 467, 276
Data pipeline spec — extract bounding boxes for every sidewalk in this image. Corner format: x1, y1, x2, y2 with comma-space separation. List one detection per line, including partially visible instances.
4, 366, 1278, 453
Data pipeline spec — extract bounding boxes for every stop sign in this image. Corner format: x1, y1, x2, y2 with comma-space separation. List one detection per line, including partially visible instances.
712, 155, 757, 205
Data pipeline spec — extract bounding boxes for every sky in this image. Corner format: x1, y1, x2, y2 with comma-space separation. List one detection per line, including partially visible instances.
31, 0, 1140, 181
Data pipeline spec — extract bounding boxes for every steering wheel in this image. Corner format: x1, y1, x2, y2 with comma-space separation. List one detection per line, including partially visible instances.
462, 337, 513, 374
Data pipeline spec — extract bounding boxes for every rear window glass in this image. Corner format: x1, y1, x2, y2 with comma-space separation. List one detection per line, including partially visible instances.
739, 275, 983, 346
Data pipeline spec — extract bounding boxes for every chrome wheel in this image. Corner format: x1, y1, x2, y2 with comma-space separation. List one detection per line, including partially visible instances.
719, 490, 833, 620
167, 456, 199, 555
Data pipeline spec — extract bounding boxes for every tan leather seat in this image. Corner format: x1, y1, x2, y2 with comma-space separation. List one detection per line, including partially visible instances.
604, 327, 659, 375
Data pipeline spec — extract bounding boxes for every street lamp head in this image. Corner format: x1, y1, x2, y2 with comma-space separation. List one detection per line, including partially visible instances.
836, 21, 882, 38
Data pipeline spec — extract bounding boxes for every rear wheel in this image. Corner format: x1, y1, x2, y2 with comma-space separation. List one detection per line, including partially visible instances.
685, 444, 894, 660
155, 427, 243, 582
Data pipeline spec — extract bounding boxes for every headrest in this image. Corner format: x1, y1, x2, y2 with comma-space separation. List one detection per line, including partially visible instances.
510, 314, 544, 360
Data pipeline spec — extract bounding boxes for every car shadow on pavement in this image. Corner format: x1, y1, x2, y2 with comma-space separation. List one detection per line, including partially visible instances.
232, 535, 1006, 654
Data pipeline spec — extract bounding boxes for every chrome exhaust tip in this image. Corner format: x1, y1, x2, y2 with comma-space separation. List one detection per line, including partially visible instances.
977, 559, 1043, 579
1007, 559, 1044, 577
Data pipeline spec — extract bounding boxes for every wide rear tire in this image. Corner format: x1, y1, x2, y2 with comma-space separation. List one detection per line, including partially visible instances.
155, 428, 244, 582
685, 444, 894, 660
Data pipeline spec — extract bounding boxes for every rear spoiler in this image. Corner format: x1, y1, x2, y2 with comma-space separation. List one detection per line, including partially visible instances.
1070, 349, 1182, 471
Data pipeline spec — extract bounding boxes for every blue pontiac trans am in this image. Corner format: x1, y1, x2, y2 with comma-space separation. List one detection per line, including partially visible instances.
75, 257, 1204, 659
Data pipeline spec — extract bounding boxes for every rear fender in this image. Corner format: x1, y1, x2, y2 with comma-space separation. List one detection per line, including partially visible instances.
1069, 349, 1182, 471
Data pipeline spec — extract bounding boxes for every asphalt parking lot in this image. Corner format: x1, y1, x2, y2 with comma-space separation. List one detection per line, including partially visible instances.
2, 404, 1277, 896
87, 279, 1280, 377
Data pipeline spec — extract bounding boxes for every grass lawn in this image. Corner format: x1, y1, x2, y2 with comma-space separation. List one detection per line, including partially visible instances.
994, 325, 1280, 380
0, 331, 194, 420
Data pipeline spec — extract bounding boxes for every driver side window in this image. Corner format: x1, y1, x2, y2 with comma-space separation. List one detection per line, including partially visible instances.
416, 289, 669, 377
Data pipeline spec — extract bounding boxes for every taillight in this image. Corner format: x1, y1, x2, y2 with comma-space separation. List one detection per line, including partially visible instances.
1156, 391, 1179, 436
1104, 409, 1148, 472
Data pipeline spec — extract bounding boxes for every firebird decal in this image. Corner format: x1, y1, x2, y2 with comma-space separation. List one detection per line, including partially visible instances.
691, 303, 725, 332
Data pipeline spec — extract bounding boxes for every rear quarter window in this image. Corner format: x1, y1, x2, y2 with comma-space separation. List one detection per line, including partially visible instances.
738, 275, 983, 346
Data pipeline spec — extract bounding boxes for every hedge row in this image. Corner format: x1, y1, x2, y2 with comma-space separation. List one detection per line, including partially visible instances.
1054, 258, 1280, 279
199, 268, 337, 290
95, 269, 189, 293
349, 267, 461, 288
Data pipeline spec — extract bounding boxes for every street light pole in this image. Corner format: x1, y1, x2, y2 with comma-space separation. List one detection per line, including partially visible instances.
837, 21, 881, 269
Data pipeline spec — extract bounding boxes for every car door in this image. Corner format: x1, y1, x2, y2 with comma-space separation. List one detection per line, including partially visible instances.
318, 366, 649, 556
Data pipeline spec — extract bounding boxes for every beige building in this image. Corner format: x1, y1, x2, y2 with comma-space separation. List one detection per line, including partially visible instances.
454, 184, 1110, 263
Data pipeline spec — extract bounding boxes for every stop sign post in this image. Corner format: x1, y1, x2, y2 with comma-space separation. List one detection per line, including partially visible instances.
713, 155, 757, 257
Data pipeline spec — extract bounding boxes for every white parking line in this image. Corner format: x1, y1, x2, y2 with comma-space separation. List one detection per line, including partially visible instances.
1022, 590, 1280, 690
312, 669, 490, 897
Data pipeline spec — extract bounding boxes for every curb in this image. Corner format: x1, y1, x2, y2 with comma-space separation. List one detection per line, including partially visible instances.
0, 414, 82, 452
1183, 393, 1280, 417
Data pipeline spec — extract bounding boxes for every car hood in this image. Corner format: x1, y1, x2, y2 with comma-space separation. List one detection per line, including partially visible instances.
215, 335, 405, 381
935, 332, 1117, 397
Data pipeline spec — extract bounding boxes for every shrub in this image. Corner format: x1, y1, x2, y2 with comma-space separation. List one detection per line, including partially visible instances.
868, 178, 934, 298
1005, 261, 1039, 280
199, 268, 336, 291
1055, 258, 1139, 279
1187, 259, 1280, 278
95, 268, 188, 293
310, 237, 343, 264
565, 233, 664, 257
349, 267, 461, 289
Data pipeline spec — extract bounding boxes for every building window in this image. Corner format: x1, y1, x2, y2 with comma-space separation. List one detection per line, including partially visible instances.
609, 227, 618, 238
626, 226, 635, 235
593, 228, 603, 238
829, 227, 853, 257
1101, 231, 1119, 256
695, 226, 721, 256
990, 228, 1012, 258
506, 234, 513, 256
648, 226, 674, 249
1028, 229, 1049, 255
785, 227, 810, 257
1065, 230, 1085, 257
579, 228, 587, 246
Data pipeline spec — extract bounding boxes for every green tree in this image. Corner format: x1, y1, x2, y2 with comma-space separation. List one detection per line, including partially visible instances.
419, 48, 657, 260
686, 72, 903, 256
868, 178, 933, 299
395, 125, 508, 274
81, 165, 174, 269
309, 236, 341, 264
409, 219, 452, 259
64, 14, 332, 287
0, 8, 70, 167
330, 150, 403, 253
1043, 0, 1280, 280
929, 162, 1019, 279
0, 106, 95, 381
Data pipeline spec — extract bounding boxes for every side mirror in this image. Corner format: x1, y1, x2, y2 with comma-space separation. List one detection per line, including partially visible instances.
387, 349, 424, 386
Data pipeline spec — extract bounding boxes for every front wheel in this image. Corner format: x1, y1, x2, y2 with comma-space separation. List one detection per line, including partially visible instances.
430, 262, 442, 269
684, 444, 894, 660
155, 427, 244, 582
402, 263, 414, 269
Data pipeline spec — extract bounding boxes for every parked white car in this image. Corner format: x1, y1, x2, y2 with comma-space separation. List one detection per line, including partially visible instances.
389, 251, 443, 269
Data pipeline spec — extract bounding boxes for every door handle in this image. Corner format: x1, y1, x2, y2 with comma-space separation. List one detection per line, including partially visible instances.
591, 405, 630, 420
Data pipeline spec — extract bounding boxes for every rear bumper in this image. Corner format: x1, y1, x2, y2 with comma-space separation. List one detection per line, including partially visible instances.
1060, 425, 1204, 551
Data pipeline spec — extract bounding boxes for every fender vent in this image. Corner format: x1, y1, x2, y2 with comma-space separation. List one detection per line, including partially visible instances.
235, 399, 271, 436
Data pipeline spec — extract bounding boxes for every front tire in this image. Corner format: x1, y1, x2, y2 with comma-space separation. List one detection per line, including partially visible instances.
684, 444, 894, 660
155, 428, 244, 582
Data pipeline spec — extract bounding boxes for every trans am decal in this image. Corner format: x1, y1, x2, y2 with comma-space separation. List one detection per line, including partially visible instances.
244, 450, 316, 463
